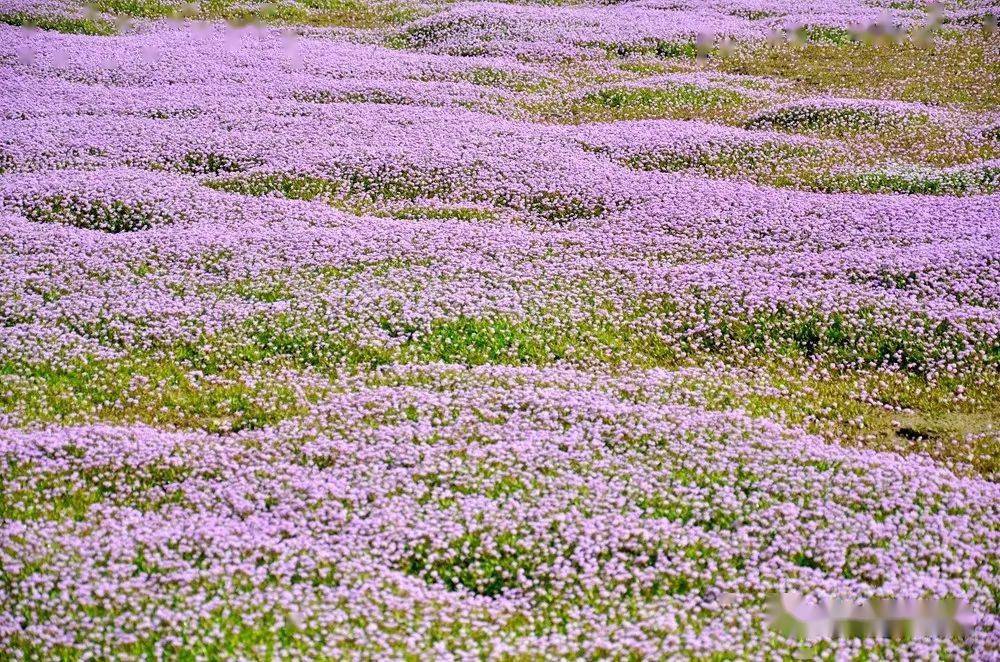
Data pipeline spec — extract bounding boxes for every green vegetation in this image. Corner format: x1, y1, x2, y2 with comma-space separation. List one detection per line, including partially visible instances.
744, 103, 917, 137
608, 141, 833, 186
153, 151, 259, 175
0, 349, 311, 433
638, 140, 996, 195
385, 13, 497, 53
294, 89, 415, 105
194, 0, 416, 28
816, 164, 1000, 195
206, 168, 463, 206
1, 0, 416, 33
389, 204, 499, 222
94, 0, 177, 19
705, 361, 1000, 476
21, 196, 163, 233
530, 84, 751, 124
728, 9, 778, 20
459, 66, 553, 92
616, 61, 673, 76
595, 39, 699, 60
1, 459, 194, 521
403, 530, 538, 597
717, 31, 999, 110
797, 25, 856, 45
0, 11, 116, 35
3, 4, 997, 658
5, 288, 997, 471
207, 170, 609, 223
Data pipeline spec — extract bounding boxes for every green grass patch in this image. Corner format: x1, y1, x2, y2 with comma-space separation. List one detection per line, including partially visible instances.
608, 139, 998, 195
402, 530, 538, 597
399, 316, 572, 365
608, 141, 832, 186
94, 0, 177, 18
594, 39, 699, 60
815, 165, 1000, 195
705, 361, 1000, 476
385, 13, 502, 54
198, 0, 416, 28
717, 31, 998, 110
616, 61, 672, 76
746, 105, 907, 136
0, 348, 311, 433
206, 168, 462, 207
388, 205, 499, 222
798, 25, 856, 45
0, 10, 116, 34
152, 151, 260, 175
4, 291, 996, 456
293, 89, 415, 105
217, 259, 413, 302
208, 170, 608, 223
531, 84, 750, 124
0, 458, 194, 521
729, 9, 778, 20
20, 195, 165, 233
459, 66, 552, 93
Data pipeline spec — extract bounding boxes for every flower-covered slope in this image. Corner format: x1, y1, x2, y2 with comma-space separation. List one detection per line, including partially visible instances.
1, 1, 998, 659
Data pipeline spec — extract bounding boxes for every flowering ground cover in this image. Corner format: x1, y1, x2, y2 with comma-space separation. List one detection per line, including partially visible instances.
1, 0, 999, 658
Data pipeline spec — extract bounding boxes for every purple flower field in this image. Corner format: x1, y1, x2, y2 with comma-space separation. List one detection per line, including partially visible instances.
1, 0, 998, 658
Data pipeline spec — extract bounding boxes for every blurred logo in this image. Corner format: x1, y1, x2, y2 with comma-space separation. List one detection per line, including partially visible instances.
766, 593, 977, 642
